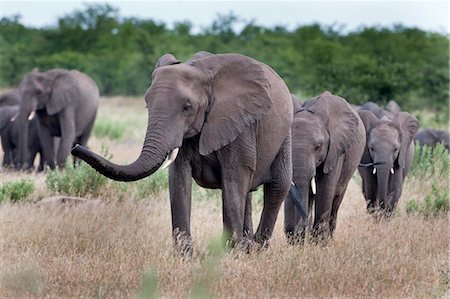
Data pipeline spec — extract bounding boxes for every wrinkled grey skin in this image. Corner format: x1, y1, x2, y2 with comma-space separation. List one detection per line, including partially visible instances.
17, 69, 99, 169
285, 92, 366, 243
415, 128, 449, 152
357, 110, 419, 217
72, 52, 293, 255
0, 91, 43, 170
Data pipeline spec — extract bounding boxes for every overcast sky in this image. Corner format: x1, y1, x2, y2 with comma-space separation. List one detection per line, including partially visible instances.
1, 1, 448, 34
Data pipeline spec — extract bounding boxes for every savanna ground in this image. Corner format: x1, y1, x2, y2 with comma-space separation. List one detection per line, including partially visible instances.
0, 96, 448, 298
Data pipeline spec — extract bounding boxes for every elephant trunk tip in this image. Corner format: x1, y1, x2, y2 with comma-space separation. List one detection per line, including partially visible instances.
71, 144, 85, 157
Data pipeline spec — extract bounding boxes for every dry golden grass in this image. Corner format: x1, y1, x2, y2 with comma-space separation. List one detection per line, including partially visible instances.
0, 96, 448, 298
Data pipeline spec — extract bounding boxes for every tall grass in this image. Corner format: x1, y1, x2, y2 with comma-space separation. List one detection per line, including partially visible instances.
0, 178, 35, 203
93, 117, 127, 140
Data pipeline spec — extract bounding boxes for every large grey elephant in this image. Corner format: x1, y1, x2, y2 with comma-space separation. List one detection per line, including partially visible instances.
358, 100, 399, 119
415, 128, 449, 152
357, 110, 419, 216
0, 91, 43, 170
17, 68, 99, 169
285, 91, 366, 243
72, 53, 293, 254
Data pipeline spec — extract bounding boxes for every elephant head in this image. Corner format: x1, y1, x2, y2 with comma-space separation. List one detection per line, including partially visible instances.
289, 91, 359, 231
358, 110, 418, 212
72, 53, 273, 181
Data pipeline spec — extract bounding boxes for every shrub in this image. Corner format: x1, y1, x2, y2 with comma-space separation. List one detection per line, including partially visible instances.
0, 178, 35, 203
46, 161, 108, 197
93, 118, 127, 140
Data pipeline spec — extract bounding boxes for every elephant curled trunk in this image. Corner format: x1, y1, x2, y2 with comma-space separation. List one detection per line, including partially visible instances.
72, 121, 177, 182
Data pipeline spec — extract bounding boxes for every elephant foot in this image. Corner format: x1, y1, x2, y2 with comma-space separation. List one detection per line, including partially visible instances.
172, 230, 193, 259
284, 227, 306, 246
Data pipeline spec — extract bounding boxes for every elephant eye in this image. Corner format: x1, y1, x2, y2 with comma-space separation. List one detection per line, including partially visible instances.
182, 103, 194, 115
36, 90, 42, 95
314, 143, 322, 151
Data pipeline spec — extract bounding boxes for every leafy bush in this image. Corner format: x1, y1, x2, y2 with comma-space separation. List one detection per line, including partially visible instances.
93, 118, 127, 140
0, 178, 35, 203
405, 184, 449, 217
46, 161, 108, 197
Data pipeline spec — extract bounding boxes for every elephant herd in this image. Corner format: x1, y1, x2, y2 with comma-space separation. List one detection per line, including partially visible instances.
2, 51, 445, 255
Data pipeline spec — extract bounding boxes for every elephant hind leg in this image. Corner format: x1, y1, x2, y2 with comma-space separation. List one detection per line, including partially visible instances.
255, 135, 292, 246
243, 193, 253, 239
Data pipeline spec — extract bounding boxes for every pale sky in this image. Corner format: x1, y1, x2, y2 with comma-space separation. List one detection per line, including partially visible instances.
1, 1, 448, 34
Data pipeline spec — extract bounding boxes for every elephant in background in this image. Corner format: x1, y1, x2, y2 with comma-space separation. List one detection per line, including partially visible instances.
285, 91, 366, 243
358, 100, 401, 119
17, 68, 99, 169
0, 91, 43, 170
415, 128, 449, 152
72, 52, 293, 255
357, 110, 419, 216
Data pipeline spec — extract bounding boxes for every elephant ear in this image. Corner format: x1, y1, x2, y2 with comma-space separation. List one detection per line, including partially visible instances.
393, 112, 419, 168
308, 91, 360, 174
155, 53, 181, 68
46, 74, 77, 115
192, 54, 272, 156
357, 110, 380, 164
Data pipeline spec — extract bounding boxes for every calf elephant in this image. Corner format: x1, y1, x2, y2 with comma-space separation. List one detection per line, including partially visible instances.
72, 53, 293, 254
285, 91, 366, 243
415, 128, 449, 152
17, 68, 99, 169
0, 91, 43, 170
357, 110, 419, 216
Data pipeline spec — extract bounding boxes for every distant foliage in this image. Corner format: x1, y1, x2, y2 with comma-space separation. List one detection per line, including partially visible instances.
93, 118, 126, 140
46, 161, 108, 197
0, 178, 35, 203
0, 4, 448, 118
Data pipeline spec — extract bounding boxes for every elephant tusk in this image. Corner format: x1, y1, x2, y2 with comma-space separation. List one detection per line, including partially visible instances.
311, 177, 316, 195
373, 168, 377, 175
391, 168, 394, 174
10, 113, 19, 122
161, 148, 179, 169
28, 111, 36, 121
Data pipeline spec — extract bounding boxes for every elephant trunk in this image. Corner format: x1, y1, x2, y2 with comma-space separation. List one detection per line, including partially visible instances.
72, 119, 178, 182
376, 166, 391, 214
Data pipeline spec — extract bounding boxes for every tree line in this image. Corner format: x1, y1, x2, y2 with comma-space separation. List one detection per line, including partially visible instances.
0, 4, 448, 112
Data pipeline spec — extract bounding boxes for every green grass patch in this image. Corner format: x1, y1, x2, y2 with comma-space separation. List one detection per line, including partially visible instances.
46, 161, 108, 197
134, 170, 169, 199
93, 118, 127, 140
0, 178, 35, 203
410, 143, 449, 178
405, 184, 449, 217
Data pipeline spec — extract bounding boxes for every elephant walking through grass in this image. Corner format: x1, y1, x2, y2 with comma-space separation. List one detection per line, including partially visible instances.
285, 91, 366, 243
72, 52, 294, 255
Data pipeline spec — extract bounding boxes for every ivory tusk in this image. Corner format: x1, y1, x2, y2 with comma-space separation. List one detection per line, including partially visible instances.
10, 113, 19, 122
372, 168, 377, 175
161, 148, 179, 169
28, 111, 36, 121
391, 168, 394, 174
311, 177, 316, 195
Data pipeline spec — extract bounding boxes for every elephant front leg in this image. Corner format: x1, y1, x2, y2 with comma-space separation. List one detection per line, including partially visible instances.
57, 110, 76, 168
312, 158, 342, 243
169, 152, 193, 257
